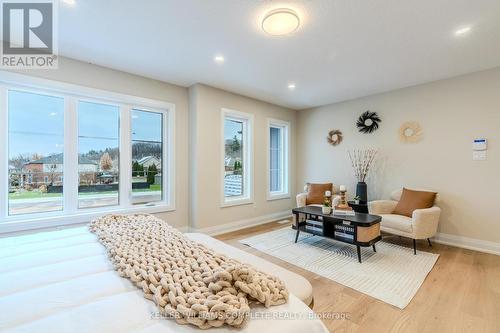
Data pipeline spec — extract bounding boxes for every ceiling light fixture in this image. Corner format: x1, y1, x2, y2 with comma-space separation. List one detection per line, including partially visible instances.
63, 0, 76, 5
262, 8, 300, 36
454, 26, 471, 36
288, 83, 296, 90
214, 55, 225, 64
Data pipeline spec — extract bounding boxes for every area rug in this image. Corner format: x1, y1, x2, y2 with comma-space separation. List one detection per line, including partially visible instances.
239, 227, 439, 309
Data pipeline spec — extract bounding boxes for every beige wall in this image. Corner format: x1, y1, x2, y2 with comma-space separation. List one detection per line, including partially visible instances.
189, 84, 297, 230
297, 68, 500, 243
9, 57, 190, 229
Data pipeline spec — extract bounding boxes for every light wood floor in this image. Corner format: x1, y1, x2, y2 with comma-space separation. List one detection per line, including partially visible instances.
215, 221, 500, 333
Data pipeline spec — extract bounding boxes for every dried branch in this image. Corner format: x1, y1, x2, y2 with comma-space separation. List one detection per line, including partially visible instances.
348, 149, 378, 182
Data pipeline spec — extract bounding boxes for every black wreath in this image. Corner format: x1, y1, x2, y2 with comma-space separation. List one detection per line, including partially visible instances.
356, 111, 381, 134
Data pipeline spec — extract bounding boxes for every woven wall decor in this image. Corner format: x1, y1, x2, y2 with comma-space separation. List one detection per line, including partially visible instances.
327, 129, 343, 146
356, 111, 381, 134
399, 121, 423, 143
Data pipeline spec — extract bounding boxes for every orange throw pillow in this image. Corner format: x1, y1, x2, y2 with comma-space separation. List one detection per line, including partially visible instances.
306, 183, 333, 205
393, 188, 437, 217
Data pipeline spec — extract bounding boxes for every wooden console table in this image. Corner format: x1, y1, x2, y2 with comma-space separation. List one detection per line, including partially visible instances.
292, 206, 382, 263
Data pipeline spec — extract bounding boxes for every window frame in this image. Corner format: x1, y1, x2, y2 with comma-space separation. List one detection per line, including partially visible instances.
0, 71, 176, 233
266, 118, 290, 201
221, 108, 254, 207
129, 107, 169, 206
76, 97, 122, 209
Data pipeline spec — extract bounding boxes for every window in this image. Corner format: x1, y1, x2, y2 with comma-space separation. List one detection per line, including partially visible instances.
0, 74, 175, 231
222, 109, 253, 206
267, 119, 289, 200
131, 109, 164, 205
78, 101, 120, 209
7, 90, 65, 215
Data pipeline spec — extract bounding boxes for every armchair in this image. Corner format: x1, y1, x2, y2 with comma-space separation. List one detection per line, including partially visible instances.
295, 184, 341, 224
369, 188, 441, 254
296, 185, 341, 208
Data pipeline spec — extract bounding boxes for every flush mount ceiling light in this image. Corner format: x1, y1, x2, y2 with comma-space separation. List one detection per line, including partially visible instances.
287, 83, 296, 90
214, 55, 225, 64
63, 0, 76, 5
455, 26, 472, 36
262, 8, 300, 36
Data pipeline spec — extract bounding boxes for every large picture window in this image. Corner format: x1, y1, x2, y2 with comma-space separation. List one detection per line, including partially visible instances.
222, 109, 252, 206
131, 109, 164, 205
7, 90, 65, 216
0, 74, 174, 232
78, 101, 120, 209
267, 119, 289, 200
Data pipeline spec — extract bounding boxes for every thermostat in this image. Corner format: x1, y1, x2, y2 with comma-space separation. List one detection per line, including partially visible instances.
472, 139, 487, 151
472, 138, 487, 161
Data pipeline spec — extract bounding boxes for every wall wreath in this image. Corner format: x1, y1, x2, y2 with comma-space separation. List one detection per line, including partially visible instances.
356, 111, 381, 134
327, 129, 343, 146
399, 121, 423, 143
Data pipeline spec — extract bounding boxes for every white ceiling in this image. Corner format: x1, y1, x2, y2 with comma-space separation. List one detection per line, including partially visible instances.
58, 0, 500, 109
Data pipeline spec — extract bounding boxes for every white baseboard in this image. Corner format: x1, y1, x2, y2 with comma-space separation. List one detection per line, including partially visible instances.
433, 232, 500, 256
189, 210, 292, 236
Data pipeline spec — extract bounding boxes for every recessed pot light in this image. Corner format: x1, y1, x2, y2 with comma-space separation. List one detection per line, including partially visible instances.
214, 55, 225, 64
455, 26, 471, 36
262, 8, 300, 36
288, 83, 296, 90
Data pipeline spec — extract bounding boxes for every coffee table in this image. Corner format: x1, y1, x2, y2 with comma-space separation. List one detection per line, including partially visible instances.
292, 206, 382, 263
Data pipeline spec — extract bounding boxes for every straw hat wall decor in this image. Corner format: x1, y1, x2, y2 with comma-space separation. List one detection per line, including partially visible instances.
399, 121, 423, 143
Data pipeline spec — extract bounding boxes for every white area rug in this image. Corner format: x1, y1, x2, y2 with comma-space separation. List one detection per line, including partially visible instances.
240, 227, 439, 309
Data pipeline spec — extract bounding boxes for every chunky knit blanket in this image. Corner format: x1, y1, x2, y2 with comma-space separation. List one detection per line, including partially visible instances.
89, 214, 288, 329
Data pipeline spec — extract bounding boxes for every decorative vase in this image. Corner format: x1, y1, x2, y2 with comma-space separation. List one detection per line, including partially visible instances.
322, 206, 332, 214
356, 182, 368, 204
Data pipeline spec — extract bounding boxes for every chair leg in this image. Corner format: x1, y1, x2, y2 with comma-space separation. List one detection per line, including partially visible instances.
427, 238, 432, 247
413, 239, 417, 255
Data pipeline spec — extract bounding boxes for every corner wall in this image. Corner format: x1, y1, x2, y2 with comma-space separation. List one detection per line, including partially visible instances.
297, 68, 500, 247
189, 84, 297, 233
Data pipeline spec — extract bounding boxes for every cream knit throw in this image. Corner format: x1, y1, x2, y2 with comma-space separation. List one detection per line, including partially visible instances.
89, 214, 288, 329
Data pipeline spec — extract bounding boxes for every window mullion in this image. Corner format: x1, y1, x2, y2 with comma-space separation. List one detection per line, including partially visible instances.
119, 105, 132, 207
63, 97, 79, 213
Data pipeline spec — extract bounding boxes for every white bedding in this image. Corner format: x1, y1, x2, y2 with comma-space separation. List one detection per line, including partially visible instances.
0, 226, 328, 333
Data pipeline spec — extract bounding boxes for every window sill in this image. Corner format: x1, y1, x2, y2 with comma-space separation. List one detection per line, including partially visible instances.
0, 204, 175, 234
267, 193, 291, 201
221, 197, 254, 208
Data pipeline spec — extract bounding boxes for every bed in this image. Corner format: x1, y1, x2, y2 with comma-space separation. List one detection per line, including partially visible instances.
0, 226, 328, 333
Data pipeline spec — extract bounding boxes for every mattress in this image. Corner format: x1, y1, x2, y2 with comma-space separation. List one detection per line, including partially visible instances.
0, 226, 328, 333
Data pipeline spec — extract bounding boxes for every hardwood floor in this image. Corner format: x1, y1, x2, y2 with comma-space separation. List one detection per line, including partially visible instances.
215, 220, 500, 333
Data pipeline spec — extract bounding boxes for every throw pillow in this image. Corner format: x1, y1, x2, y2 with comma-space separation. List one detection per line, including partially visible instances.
306, 183, 333, 205
393, 188, 437, 217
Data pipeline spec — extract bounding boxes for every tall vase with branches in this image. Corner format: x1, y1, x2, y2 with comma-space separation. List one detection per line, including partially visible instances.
348, 149, 378, 204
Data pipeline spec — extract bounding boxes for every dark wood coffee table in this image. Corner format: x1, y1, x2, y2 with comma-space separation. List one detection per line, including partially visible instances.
292, 206, 382, 263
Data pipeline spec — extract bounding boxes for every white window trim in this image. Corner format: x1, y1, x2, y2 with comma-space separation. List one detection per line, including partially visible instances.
266, 118, 290, 201
0, 71, 176, 234
221, 108, 254, 208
